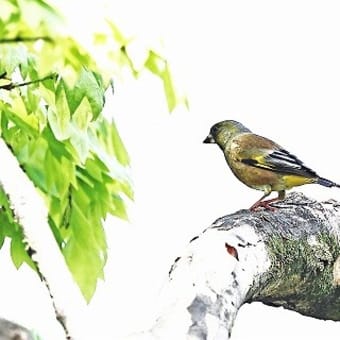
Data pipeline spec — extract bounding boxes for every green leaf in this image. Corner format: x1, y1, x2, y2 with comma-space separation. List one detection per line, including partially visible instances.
72, 96, 93, 131
0, 187, 15, 225
44, 149, 74, 198
2, 107, 39, 138
17, 0, 62, 31
0, 44, 28, 75
0, 1, 17, 22
107, 21, 128, 46
0, 213, 16, 239
66, 69, 105, 120
10, 235, 25, 269
48, 197, 70, 237
84, 157, 105, 182
64, 236, 99, 302
76, 167, 95, 188
110, 194, 128, 220
69, 130, 90, 164
42, 126, 75, 163
94, 118, 130, 166
118, 179, 134, 201
161, 64, 177, 112
145, 50, 188, 112
26, 86, 40, 114
29, 0, 61, 17
0, 220, 5, 250
49, 218, 66, 249
63, 195, 106, 302
10, 233, 35, 270
48, 81, 71, 140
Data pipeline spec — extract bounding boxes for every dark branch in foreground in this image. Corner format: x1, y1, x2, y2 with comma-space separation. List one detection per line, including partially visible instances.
0, 73, 56, 90
126, 192, 340, 340
0, 36, 53, 44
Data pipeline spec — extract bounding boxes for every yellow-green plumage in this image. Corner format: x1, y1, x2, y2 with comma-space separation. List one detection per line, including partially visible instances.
203, 120, 340, 210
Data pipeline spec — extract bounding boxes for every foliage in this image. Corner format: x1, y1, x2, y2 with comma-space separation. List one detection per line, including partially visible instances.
0, 0, 184, 301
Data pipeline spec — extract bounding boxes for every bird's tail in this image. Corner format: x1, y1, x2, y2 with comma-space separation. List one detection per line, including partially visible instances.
317, 177, 340, 188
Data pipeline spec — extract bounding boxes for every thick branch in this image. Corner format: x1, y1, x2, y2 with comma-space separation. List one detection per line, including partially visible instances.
126, 192, 340, 339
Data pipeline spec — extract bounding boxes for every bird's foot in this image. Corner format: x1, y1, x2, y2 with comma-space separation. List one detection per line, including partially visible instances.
250, 198, 279, 212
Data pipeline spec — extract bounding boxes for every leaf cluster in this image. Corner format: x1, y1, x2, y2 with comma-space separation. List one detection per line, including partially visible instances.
0, 0, 186, 302
0, 0, 134, 301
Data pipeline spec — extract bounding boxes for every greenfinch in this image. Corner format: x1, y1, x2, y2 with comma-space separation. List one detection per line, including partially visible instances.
203, 120, 340, 211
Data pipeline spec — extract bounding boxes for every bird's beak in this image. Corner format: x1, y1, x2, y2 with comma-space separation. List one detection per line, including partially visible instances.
203, 134, 215, 144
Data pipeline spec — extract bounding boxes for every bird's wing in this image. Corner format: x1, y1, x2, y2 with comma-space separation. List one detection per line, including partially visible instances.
237, 134, 318, 178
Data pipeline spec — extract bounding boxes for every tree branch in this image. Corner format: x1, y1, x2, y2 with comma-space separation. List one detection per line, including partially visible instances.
0, 317, 36, 340
126, 192, 340, 339
0, 36, 53, 44
0, 73, 56, 90
0, 139, 87, 339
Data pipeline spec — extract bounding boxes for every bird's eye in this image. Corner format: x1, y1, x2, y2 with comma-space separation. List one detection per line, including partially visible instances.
211, 125, 219, 134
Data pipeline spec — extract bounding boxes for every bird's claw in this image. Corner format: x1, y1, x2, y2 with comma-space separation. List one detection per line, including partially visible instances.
250, 199, 279, 212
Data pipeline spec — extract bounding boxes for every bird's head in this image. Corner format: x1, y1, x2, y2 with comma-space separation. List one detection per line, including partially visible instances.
203, 120, 251, 148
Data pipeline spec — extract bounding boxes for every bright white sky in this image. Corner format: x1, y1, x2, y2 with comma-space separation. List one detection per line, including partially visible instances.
1, 0, 340, 339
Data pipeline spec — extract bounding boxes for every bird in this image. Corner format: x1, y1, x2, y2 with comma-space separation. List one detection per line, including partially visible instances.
203, 120, 340, 211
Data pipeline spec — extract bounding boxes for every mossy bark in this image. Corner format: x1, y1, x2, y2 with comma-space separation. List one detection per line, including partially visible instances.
213, 192, 340, 321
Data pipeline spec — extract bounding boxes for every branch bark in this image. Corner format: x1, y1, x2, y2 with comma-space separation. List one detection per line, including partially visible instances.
126, 192, 340, 339
0, 73, 56, 90
0, 317, 35, 340
0, 36, 53, 44
0, 139, 87, 339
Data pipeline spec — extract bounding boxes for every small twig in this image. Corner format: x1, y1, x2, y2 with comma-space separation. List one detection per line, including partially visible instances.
0, 36, 53, 44
26, 246, 72, 339
0, 73, 56, 90
37, 262, 72, 340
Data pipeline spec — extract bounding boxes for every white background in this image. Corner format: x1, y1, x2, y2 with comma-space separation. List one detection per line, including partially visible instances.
1, 0, 340, 339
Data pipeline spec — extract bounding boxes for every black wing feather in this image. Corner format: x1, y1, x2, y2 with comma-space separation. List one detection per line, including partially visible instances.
242, 148, 319, 178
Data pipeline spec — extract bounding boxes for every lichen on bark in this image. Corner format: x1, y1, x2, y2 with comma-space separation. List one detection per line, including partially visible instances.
246, 193, 340, 321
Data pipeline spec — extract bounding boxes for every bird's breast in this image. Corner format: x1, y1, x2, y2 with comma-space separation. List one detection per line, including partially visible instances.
227, 156, 280, 188
224, 141, 283, 191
